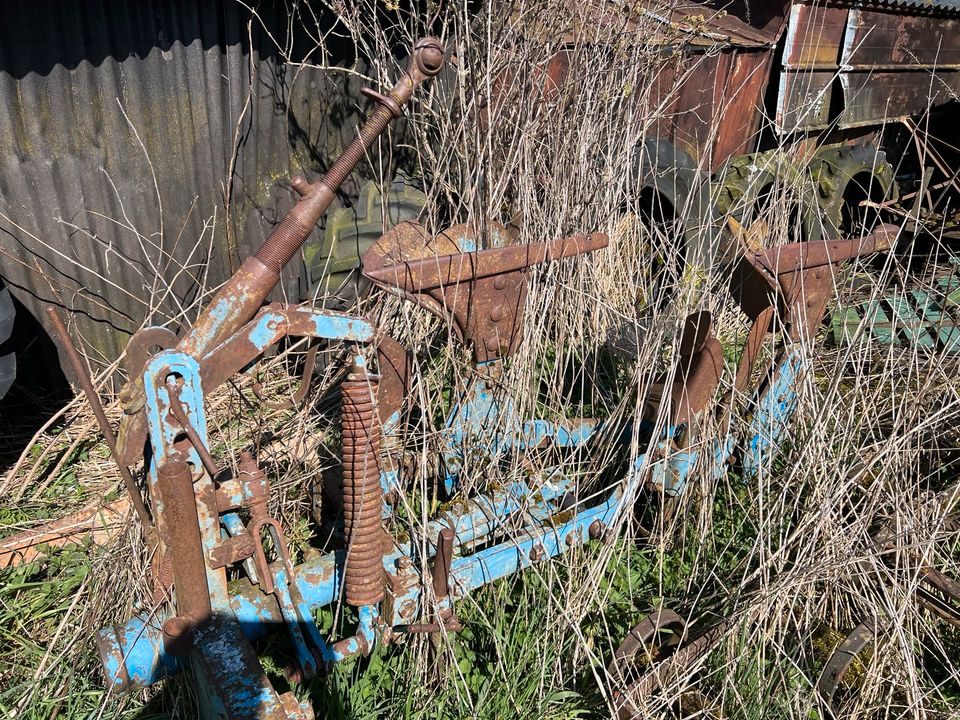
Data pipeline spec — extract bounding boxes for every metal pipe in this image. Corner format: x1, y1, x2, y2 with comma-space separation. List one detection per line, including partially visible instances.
178, 37, 444, 360
155, 458, 212, 630
45, 306, 153, 529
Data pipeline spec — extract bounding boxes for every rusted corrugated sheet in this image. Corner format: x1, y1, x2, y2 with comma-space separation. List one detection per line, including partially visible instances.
853, 0, 960, 14
838, 8, 960, 126
776, 3, 847, 131
0, 1, 378, 377
777, 1, 960, 132
614, 1, 783, 166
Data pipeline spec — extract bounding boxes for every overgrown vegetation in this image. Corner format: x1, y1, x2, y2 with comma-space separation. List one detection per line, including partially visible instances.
3, 1, 960, 718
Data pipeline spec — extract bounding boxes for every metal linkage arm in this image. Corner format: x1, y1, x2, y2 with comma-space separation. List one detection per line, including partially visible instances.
197, 305, 374, 393
115, 37, 444, 466
180, 38, 444, 359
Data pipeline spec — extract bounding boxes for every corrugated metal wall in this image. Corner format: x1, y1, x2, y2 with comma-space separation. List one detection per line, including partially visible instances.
0, 1, 383, 384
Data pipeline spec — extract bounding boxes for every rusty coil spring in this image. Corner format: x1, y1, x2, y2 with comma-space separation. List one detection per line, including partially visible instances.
341, 361, 384, 607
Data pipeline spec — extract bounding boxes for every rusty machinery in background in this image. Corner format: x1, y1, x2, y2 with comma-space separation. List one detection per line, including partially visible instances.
2, 0, 960, 409
490, 0, 960, 264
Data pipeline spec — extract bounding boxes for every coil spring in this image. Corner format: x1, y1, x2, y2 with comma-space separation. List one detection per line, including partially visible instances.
341, 359, 384, 607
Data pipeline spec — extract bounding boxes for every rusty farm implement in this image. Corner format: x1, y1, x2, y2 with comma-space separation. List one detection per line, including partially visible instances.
8, 13, 958, 720
20, 36, 941, 720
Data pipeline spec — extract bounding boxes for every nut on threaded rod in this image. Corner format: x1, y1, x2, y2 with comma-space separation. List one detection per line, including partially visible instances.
413, 36, 444, 77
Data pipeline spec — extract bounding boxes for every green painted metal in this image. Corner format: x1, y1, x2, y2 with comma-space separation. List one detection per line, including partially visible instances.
832, 267, 960, 351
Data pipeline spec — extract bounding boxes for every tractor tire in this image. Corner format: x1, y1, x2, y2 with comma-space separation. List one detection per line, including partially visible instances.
302, 175, 427, 310
715, 150, 825, 252
809, 145, 896, 238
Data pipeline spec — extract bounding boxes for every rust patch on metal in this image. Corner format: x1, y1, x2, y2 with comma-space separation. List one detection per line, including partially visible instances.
734, 305, 776, 394
817, 621, 874, 707
375, 334, 411, 427
645, 312, 725, 426
364, 229, 607, 363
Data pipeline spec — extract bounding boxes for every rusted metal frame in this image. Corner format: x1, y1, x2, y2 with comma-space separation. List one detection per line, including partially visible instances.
732, 225, 897, 338
916, 567, 960, 626
198, 305, 374, 396
608, 608, 687, 689
364, 224, 605, 496
97, 39, 447, 713
614, 615, 735, 719
149, 334, 386, 676
44, 306, 153, 530
143, 346, 334, 696
101, 478, 613, 689
140, 350, 313, 714
638, 224, 898, 498
141, 352, 229, 610
821, 498, 960, 709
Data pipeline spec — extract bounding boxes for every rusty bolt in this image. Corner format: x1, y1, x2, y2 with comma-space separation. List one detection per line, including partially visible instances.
565, 533, 577, 547
493, 275, 508, 290
396, 556, 411, 570
490, 305, 504, 322
529, 544, 545, 561
413, 37, 444, 76
588, 520, 604, 540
